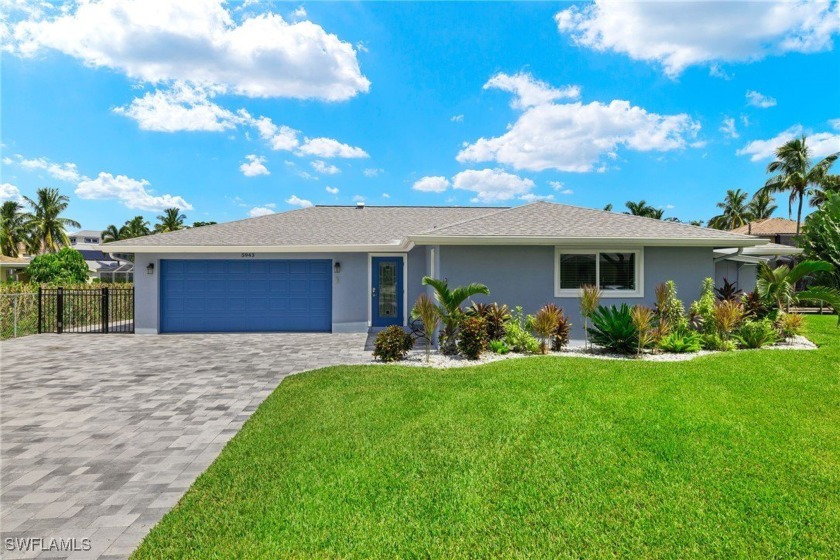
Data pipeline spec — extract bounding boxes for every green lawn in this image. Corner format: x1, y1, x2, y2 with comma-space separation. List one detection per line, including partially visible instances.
134, 317, 840, 559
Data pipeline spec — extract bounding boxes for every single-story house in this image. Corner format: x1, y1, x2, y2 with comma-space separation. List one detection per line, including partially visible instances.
713, 243, 802, 293
102, 202, 771, 337
731, 218, 799, 247
69, 230, 135, 282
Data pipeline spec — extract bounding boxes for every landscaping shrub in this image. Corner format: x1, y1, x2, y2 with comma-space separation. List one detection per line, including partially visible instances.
579, 284, 601, 349
587, 304, 638, 354
489, 339, 510, 354
372, 326, 413, 362
27, 248, 89, 284
544, 304, 572, 351
689, 278, 716, 333
532, 304, 561, 354
655, 281, 687, 331
777, 312, 805, 339
701, 332, 737, 352
504, 307, 540, 354
467, 302, 510, 341
630, 305, 657, 356
411, 293, 440, 362
715, 278, 743, 301
658, 330, 702, 353
457, 316, 488, 360
735, 319, 779, 349
712, 299, 744, 338
743, 290, 770, 319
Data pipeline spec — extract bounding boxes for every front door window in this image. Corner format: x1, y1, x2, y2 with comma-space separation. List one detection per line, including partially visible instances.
378, 261, 398, 318
372, 257, 403, 327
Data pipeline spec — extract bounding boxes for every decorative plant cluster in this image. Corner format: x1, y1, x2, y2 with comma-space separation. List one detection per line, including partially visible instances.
372, 325, 414, 363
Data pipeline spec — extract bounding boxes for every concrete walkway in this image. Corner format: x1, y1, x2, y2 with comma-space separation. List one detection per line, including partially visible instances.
0, 333, 370, 559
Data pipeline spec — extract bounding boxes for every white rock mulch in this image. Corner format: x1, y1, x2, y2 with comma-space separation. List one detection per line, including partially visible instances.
370, 335, 817, 368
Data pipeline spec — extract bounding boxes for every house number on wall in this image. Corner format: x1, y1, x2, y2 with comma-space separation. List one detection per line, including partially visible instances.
241, 253, 255, 258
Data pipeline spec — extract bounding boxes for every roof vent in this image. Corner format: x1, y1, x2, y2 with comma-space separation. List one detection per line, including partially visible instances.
356, 202, 365, 209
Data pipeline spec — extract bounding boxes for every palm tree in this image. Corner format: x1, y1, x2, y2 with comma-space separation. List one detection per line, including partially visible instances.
603, 203, 614, 212
747, 190, 777, 220
101, 224, 123, 243
0, 201, 29, 257
155, 208, 186, 233
22, 187, 80, 253
810, 174, 840, 208
123, 216, 151, 238
761, 136, 839, 235
708, 189, 752, 230
624, 200, 664, 219
421, 276, 490, 355
756, 260, 840, 321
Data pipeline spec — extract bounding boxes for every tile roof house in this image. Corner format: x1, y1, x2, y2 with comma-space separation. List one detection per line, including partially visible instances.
731, 218, 799, 246
104, 202, 769, 337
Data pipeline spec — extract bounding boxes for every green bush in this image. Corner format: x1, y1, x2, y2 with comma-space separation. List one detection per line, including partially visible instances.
587, 304, 638, 354
372, 326, 413, 362
504, 307, 540, 354
467, 302, 510, 341
458, 316, 488, 360
27, 248, 89, 284
689, 278, 716, 333
735, 319, 779, 349
658, 330, 702, 353
777, 312, 805, 339
488, 340, 510, 354
655, 281, 687, 331
701, 333, 737, 352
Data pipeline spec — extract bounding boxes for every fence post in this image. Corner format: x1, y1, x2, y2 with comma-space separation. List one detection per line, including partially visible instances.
37, 286, 42, 334
102, 287, 110, 334
13, 295, 18, 338
56, 287, 64, 334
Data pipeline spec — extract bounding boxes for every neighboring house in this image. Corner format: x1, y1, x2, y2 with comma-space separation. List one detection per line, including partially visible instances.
0, 255, 30, 282
68, 230, 134, 282
103, 202, 770, 337
713, 243, 802, 294
731, 218, 799, 246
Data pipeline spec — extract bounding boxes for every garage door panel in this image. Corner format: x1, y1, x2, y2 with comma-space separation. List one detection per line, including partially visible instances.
160, 259, 332, 333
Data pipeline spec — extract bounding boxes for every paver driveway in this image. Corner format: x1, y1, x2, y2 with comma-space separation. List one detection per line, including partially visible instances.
0, 333, 370, 559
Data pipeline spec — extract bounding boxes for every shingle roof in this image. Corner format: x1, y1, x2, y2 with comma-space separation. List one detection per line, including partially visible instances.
103, 206, 500, 249
69, 230, 102, 238
730, 218, 798, 235
411, 202, 762, 243
102, 202, 764, 252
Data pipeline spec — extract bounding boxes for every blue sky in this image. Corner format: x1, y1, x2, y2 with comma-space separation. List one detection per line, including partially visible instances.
2, 0, 839, 231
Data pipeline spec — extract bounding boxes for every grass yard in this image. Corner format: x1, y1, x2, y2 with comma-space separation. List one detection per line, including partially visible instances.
134, 316, 840, 559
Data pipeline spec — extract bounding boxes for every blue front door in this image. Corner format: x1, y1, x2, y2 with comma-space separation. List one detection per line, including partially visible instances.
371, 257, 403, 327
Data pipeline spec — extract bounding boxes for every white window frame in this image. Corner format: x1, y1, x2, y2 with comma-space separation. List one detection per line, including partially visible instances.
554, 248, 644, 298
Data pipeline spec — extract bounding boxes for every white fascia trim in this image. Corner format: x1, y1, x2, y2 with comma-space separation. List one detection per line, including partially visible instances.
97, 242, 415, 254
410, 235, 766, 248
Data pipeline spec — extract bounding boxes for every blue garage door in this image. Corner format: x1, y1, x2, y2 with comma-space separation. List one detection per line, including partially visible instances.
160, 260, 331, 333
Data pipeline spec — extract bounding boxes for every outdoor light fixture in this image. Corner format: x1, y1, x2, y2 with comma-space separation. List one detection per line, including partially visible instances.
334, 262, 341, 274
146, 263, 154, 275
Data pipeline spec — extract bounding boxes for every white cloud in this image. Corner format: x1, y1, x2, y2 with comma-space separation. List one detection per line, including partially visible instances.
252, 117, 300, 151
484, 72, 580, 109
458, 84, 700, 172
7, 0, 370, 100
709, 64, 732, 80
114, 82, 247, 132
0, 182, 24, 203
292, 6, 307, 19
240, 154, 269, 177
325, 186, 339, 194
296, 137, 368, 159
363, 167, 383, 177
550, 182, 574, 195
746, 90, 778, 108
76, 172, 193, 211
720, 117, 739, 139
285, 194, 313, 208
452, 168, 535, 203
311, 160, 340, 175
556, 1, 839, 77
248, 206, 275, 217
737, 124, 840, 161
451, 114, 464, 123
10, 154, 84, 182
519, 193, 554, 202
829, 118, 840, 131
382, 193, 390, 199
352, 195, 365, 202
412, 176, 450, 193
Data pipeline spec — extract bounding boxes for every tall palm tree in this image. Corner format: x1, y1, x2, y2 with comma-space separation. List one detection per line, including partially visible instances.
708, 189, 753, 230
624, 200, 664, 219
101, 224, 123, 243
747, 190, 777, 220
0, 201, 29, 257
123, 216, 151, 238
421, 276, 490, 355
155, 208, 186, 233
761, 136, 839, 235
22, 187, 80, 253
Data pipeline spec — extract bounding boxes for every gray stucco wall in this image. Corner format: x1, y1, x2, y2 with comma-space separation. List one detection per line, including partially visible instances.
438, 245, 715, 338
135, 248, 429, 334
715, 260, 757, 293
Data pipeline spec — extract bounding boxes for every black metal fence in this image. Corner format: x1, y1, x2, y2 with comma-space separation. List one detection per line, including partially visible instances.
38, 287, 134, 334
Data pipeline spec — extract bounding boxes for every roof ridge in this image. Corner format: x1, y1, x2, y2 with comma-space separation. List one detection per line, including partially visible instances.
414, 204, 521, 234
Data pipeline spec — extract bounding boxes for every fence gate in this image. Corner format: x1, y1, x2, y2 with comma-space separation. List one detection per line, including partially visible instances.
38, 287, 134, 334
